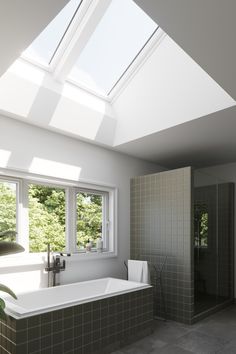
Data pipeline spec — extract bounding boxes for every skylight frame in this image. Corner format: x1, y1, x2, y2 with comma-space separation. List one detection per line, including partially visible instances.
109, 27, 165, 102
49, 0, 83, 66
66, 26, 165, 102
66, 0, 160, 99
21, 0, 84, 70
19, 0, 165, 102
107, 26, 159, 96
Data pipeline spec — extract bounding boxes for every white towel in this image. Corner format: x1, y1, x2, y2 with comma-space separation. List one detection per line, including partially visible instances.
128, 260, 150, 284
141, 261, 151, 284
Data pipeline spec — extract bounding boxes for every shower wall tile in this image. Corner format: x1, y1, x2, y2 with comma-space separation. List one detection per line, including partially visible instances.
130, 167, 194, 324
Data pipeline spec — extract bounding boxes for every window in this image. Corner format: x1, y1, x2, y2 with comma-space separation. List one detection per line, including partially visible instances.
0, 180, 18, 241
20, 0, 160, 99
68, 0, 158, 95
22, 0, 82, 66
194, 203, 208, 247
28, 184, 66, 252
76, 190, 108, 250
0, 175, 116, 256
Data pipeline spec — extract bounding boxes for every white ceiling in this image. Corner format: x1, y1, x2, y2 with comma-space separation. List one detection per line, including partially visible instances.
115, 105, 236, 169
0, 0, 235, 169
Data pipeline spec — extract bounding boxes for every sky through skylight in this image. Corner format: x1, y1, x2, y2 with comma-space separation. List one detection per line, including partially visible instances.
22, 0, 82, 66
68, 0, 158, 95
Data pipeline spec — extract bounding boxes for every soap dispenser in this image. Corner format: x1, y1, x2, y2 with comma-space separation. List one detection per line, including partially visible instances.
96, 236, 103, 253
86, 239, 92, 252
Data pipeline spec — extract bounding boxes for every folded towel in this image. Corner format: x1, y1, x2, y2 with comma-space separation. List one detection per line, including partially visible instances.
141, 261, 151, 284
128, 260, 150, 284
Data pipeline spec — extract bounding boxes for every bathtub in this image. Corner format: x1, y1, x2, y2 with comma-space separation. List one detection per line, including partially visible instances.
5, 277, 151, 319
2, 278, 153, 354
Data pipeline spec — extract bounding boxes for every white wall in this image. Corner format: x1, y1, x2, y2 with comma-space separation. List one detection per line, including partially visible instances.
197, 162, 236, 296
0, 115, 164, 293
0, 59, 116, 146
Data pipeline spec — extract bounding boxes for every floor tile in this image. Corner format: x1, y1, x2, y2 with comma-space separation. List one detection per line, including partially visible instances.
176, 330, 228, 354
111, 306, 236, 354
196, 319, 236, 341
152, 344, 193, 354
217, 339, 236, 354
152, 321, 192, 343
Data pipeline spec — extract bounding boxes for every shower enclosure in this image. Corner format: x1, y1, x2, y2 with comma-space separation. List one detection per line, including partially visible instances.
130, 167, 234, 324
193, 170, 234, 317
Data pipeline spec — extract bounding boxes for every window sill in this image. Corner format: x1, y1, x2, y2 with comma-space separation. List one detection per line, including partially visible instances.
66, 251, 117, 261
0, 251, 117, 269
0, 253, 45, 269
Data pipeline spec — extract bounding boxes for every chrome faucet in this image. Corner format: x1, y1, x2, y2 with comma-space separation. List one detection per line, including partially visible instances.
45, 244, 66, 287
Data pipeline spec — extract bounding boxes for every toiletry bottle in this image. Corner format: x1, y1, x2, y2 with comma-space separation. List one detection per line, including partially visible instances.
96, 237, 103, 253
86, 239, 92, 252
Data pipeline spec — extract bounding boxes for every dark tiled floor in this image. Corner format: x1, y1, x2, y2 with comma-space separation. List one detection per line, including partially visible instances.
112, 305, 236, 354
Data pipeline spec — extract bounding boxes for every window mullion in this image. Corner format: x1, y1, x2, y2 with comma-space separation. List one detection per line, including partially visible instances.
103, 193, 109, 251
66, 187, 77, 253
18, 180, 29, 252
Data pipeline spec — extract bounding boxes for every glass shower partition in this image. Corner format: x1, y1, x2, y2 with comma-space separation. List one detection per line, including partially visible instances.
193, 170, 234, 316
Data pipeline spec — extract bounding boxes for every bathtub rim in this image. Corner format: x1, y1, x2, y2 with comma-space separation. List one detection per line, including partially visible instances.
5, 277, 152, 319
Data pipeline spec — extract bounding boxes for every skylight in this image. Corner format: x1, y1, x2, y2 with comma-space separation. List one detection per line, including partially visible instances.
68, 0, 158, 96
22, 0, 82, 66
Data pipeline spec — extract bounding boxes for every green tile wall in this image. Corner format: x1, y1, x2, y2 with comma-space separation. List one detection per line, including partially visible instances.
130, 167, 194, 324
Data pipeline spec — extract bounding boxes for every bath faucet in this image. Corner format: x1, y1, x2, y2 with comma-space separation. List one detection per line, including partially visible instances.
45, 244, 66, 287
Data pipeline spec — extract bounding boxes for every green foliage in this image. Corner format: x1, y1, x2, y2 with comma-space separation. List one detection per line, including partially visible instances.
29, 185, 66, 226
194, 204, 208, 247
0, 280, 18, 320
29, 185, 66, 252
77, 193, 102, 248
200, 212, 208, 246
0, 183, 16, 241
0, 182, 103, 253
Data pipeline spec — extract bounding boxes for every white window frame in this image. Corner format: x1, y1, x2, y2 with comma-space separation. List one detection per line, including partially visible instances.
0, 176, 20, 241
0, 173, 117, 260
26, 180, 69, 253
19, 0, 166, 102
73, 181, 116, 255
75, 188, 109, 252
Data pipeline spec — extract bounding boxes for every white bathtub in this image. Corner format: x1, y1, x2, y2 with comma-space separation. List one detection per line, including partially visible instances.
5, 277, 151, 319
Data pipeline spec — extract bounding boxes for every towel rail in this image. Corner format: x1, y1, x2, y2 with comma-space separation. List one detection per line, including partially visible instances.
124, 254, 167, 320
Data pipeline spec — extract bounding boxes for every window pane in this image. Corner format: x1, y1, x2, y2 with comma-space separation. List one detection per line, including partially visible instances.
22, 0, 82, 65
194, 204, 208, 247
68, 0, 157, 95
0, 181, 17, 241
29, 184, 66, 252
77, 192, 103, 249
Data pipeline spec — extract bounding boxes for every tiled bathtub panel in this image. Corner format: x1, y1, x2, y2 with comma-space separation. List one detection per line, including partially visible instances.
0, 288, 153, 354
130, 167, 194, 324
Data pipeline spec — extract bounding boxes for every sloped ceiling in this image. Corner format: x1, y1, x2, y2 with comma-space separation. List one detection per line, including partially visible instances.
134, 0, 236, 100
0, 0, 69, 77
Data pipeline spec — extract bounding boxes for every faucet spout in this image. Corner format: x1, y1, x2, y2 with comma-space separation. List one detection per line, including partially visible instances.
45, 243, 52, 287
45, 243, 66, 287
